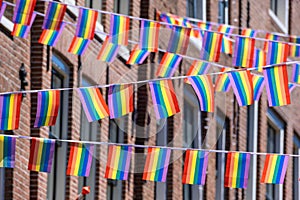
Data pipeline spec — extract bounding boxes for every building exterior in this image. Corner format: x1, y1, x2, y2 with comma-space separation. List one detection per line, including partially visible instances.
0, 0, 299, 200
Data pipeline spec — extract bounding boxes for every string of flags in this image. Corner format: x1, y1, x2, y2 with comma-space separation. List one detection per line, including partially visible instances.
0, 134, 295, 188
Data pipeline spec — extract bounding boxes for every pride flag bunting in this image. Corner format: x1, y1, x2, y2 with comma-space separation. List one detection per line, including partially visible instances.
34, 90, 60, 127
105, 145, 132, 180
13, 0, 36, 25
182, 150, 208, 185
28, 138, 55, 173
156, 52, 182, 77
261, 154, 289, 184
108, 84, 134, 119
97, 36, 120, 63
228, 71, 253, 106
241, 28, 257, 37
11, 13, 36, 38
39, 23, 66, 46
0, 93, 22, 130
215, 68, 231, 92
139, 20, 160, 52
289, 36, 300, 57
218, 24, 234, 35
67, 143, 94, 177
263, 33, 280, 52
68, 36, 90, 55
194, 21, 212, 38
0, 2, 6, 22
143, 147, 171, 182
188, 75, 214, 112
200, 31, 223, 62
253, 75, 265, 101
253, 48, 266, 72
225, 152, 250, 188
221, 36, 233, 55
264, 41, 290, 106
76, 87, 109, 122
0, 135, 16, 168
149, 80, 180, 119
186, 61, 210, 77
292, 63, 300, 84
127, 45, 150, 65
232, 36, 256, 68
289, 83, 296, 93
167, 26, 191, 55
76, 8, 98, 40
42, 2, 66, 30
110, 14, 130, 45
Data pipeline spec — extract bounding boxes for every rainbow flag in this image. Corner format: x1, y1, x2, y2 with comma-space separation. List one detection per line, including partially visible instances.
67, 143, 94, 177
0, 135, 16, 168
289, 83, 296, 93
158, 11, 191, 28
139, 20, 160, 52
110, 14, 130, 45
156, 52, 182, 77
253, 75, 265, 101
182, 150, 208, 185
76, 87, 109, 122
289, 36, 300, 57
11, 13, 36, 38
0, 2, 7, 22
97, 36, 120, 63
127, 44, 150, 65
260, 154, 289, 184
228, 71, 253, 106
188, 75, 214, 112
105, 145, 132, 180
68, 36, 90, 55
108, 84, 134, 119
39, 23, 66, 46
149, 80, 180, 119
34, 90, 60, 127
221, 36, 233, 55
0, 93, 22, 130
167, 26, 191, 55
241, 28, 257, 37
143, 147, 171, 182
196, 21, 212, 38
186, 61, 210, 77
215, 68, 231, 92
200, 31, 223, 62
13, 0, 36, 25
218, 25, 234, 35
263, 33, 280, 52
292, 63, 300, 83
232, 36, 256, 68
253, 48, 266, 72
225, 152, 250, 188
264, 41, 290, 106
27, 138, 55, 173
76, 8, 98, 40
42, 2, 66, 30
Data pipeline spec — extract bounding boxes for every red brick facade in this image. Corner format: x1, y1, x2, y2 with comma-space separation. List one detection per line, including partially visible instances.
0, 0, 300, 199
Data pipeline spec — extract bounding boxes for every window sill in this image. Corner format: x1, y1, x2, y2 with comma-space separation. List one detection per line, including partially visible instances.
60, 0, 78, 18
268, 9, 288, 34
0, 16, 13, 32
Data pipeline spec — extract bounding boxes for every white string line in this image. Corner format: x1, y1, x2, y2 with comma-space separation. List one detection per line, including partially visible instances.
0, 61, 299, 95
4, 134, 299, 157
32, 0, 300, 46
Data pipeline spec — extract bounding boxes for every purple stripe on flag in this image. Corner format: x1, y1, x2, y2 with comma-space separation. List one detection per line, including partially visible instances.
76, 89, 92, 122
123, 146, 132, 180
201, 152, 209, 185
161, 149, 171, 182
279, 156, 289, 184
85, 144, 94, 177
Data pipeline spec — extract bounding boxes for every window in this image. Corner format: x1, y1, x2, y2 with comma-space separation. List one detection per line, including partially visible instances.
218, 0, 229, 24
293, 134, 300, 200
114, 0, 130, 15
85, 0, 102, 23
107, 118, 125, 200
47, 55, 69, 200
246, 102, 259, 199
269, 0, 289, 33
78, 78, 100, 199
187, 0, 206, 20
266, 109, 284, 200
183, 85, 203, 200
215, 109, 228, 200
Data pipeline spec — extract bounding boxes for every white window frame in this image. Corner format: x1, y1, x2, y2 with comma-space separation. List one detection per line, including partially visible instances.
182, 85, 203, 200
293, 134, 300, 200
47, 55, 70, 200
269, 0, 289, 34
218, 0, 229, 24
187, 0, 206, 21
0, 16, 13, 32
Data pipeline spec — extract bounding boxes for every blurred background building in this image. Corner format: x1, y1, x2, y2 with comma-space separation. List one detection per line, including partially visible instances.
0, 0, 299, 199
